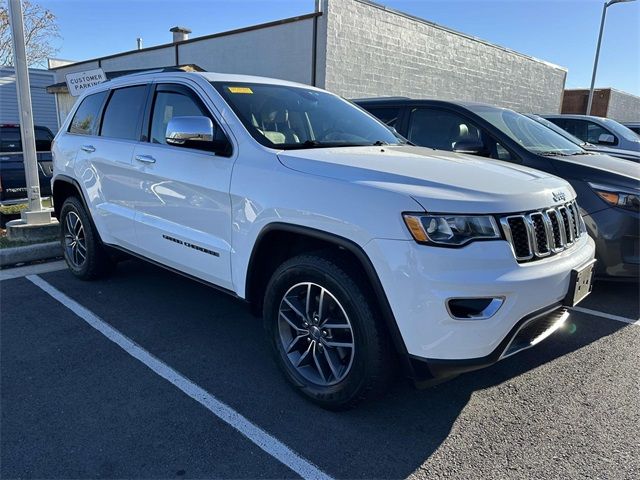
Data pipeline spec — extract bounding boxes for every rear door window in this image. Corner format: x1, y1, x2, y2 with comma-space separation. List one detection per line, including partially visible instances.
0, 127, 21, 152
100, 85, 148, 141
69, 91, 107, 136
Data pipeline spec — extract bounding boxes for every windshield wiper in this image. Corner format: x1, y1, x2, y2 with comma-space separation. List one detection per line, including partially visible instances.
538, 151, 571, 157
371, 140, 389, 146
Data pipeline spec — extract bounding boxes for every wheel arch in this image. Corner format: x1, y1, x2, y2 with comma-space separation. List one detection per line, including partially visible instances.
52, 174, 90, 220
245, 222, 415, 378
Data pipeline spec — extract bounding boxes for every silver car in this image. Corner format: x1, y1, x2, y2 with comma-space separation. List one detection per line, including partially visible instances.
543, 114, 640, 153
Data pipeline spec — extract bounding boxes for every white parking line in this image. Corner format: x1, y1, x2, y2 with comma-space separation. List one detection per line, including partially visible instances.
0, 260, 67, 281
570, 306, 640, 326
26, 274, 333, 480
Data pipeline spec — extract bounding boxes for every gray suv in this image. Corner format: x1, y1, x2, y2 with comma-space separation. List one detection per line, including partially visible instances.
543, 115, 640, 154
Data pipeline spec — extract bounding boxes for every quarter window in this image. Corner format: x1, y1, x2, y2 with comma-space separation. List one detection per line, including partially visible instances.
69, 91, 107, 136
100, 85, 147, 141
365, 107, 401, 128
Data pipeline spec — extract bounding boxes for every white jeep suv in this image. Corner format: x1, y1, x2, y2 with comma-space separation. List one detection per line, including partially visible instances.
52, 71, 596, 409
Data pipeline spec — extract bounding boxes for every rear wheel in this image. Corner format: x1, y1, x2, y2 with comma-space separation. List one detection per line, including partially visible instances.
60, 196, 112, 280
264, 254, 393, 410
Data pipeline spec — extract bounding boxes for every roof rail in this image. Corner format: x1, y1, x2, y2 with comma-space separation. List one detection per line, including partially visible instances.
351, 96, 410, 102
118, 65, 203, 78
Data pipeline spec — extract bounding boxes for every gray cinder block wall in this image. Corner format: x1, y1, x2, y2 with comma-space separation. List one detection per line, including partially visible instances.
316, 0, 567, 113
607, 89, 640, 123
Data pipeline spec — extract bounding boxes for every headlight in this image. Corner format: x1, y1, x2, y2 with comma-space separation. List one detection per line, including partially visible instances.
589, 182, 640, 212
403, 213, 501, 246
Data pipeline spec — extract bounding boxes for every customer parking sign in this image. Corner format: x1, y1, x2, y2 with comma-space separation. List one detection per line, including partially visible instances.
65, 68, 107, 97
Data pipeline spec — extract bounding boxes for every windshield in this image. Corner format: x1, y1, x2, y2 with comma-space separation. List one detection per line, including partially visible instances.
212, 82, 401, 149
468, 106, 584, 155
600, 118, 640, 143
525, 114, 586, 146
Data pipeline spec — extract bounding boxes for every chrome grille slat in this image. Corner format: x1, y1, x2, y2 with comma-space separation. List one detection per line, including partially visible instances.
501, 201, 583, 263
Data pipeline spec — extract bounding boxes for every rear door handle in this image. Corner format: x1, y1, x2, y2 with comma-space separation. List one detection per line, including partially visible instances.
135, 154, 156, 164
81, 145, 96, 153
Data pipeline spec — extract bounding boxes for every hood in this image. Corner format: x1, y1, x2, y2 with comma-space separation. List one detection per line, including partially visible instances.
277, 145, 574, 214
584, 145, 640, 162
553, 153, 640, 195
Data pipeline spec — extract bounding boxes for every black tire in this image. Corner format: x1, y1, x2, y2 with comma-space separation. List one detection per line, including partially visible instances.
59, 196, 113, 280
264, 253, 393, 410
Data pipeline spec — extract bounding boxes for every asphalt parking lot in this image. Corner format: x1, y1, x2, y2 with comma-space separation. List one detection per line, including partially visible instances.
1, 259, 639, 479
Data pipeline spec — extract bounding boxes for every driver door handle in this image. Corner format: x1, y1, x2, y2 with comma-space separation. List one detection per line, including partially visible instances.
135, 154, 156, 164
81, 145, 95, 153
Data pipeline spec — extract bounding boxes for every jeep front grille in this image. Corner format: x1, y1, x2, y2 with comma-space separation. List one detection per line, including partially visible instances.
500, 200, 584, 262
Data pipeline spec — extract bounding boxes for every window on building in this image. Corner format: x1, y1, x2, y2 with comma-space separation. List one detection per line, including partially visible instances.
69, 91, 107, 136
100, 85, 147, 141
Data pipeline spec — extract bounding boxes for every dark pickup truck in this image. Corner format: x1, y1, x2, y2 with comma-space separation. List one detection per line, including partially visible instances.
0, 124, 54, 202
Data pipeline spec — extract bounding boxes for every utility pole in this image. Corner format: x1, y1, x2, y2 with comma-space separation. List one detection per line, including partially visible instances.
586, 0, 637, 115
7, 0, 53, 227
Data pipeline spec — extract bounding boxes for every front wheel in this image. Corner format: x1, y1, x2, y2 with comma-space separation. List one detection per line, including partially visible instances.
264, 254, 393, 409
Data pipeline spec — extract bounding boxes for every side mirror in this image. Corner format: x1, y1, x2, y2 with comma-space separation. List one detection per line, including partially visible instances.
166, 116, 229, 154
453, 139, 485, 155
597, 133, 616, 145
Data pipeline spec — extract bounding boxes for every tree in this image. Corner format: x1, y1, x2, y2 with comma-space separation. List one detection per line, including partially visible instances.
0, 0, 60, 67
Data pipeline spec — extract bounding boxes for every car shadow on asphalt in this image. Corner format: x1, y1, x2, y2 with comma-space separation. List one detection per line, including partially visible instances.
39, 259, 633, 479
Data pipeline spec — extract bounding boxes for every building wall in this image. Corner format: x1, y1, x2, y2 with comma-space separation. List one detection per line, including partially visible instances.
318, 0, 567, 113
179, 18, 315, 84
101, 46, 175, 71
50, 17, 316, 87
561, 89, 609, 117
607, 89, 640, 123
0, 68, 58, 132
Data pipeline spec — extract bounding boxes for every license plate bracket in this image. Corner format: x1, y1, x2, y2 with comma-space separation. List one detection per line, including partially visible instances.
563, 259, 596, 307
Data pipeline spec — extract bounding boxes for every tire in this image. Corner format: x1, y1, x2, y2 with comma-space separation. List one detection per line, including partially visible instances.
264, 253, 393, 410
59, 196, 113, 280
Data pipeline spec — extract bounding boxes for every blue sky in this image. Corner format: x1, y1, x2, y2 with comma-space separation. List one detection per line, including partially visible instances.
41, 0, 640, 95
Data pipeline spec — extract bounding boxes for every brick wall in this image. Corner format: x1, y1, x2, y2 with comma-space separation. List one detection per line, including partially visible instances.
318, 0, 567, 113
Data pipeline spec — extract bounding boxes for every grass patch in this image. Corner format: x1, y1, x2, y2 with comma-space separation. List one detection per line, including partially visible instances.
0, 203, 28, 215
0, 198, 52, 215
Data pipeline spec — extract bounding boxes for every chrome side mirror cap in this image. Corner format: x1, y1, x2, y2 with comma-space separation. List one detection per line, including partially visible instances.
453, 139, 485, 155
166, 116, 214, 145
597, 133, 616, 145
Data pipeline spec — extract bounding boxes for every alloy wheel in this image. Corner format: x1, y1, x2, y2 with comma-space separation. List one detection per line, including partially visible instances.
63, 211, 87, 267
277, 282, 355, 386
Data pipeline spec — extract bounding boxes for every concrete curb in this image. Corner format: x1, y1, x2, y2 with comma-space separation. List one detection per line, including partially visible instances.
0, 242, 62, 268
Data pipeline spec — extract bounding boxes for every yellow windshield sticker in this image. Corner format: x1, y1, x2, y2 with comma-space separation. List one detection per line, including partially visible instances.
228, 86, 253, 94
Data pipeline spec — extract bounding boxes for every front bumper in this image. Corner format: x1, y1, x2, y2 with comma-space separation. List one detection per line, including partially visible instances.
364, 234, 596, 371
584, 207, 639, 279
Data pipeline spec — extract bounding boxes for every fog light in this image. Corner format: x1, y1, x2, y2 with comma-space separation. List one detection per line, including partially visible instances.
446, 297, 504, 320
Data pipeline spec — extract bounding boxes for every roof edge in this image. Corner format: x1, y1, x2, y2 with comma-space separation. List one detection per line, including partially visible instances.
48, 12, 321, 71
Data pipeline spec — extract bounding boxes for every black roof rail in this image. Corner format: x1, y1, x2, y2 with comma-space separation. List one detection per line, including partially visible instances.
351, 96, 411, 102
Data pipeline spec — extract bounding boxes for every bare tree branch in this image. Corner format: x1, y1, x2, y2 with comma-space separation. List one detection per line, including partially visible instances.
0, 0, 60, 68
